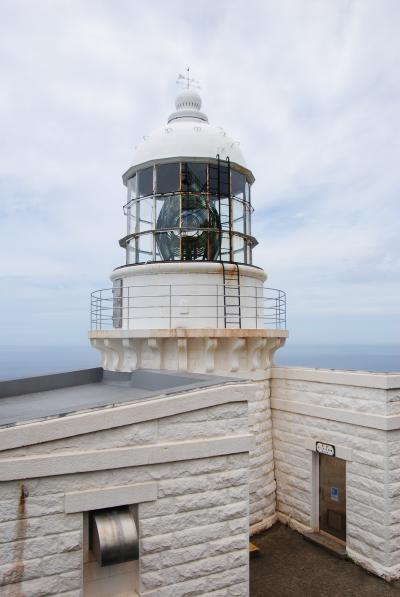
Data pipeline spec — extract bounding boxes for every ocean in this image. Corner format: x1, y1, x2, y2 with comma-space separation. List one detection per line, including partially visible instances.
0, 344, 399, 381
274, 344, 400, 373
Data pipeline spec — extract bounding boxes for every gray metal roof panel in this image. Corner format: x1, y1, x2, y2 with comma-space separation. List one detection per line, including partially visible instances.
0, 369, 242, 428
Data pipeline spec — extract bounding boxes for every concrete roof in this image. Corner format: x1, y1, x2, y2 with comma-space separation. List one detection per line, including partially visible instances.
0, 368, 240, 428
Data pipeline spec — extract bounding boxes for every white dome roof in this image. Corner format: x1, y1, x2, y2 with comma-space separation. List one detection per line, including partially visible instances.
133, 120, 246, 167
127, 88, 247, 172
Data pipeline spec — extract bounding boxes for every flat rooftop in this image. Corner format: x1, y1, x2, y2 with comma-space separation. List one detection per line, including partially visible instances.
0, 368, 240, 428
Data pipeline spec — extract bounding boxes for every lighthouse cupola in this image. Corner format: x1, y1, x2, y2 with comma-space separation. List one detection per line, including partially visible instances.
119, 86, 256, 267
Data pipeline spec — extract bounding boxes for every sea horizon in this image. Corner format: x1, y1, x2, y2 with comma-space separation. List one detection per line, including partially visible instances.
0, 343, 399, 381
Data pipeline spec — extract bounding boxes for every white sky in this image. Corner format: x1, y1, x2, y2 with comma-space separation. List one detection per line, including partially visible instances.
0, 0, 399, 346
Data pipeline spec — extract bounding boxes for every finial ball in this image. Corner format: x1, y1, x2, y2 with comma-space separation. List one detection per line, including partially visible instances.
175, 89, 202, 112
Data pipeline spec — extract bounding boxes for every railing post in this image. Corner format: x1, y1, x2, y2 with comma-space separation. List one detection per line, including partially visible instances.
169, 284, 172, 328
284, 291, 287, 328
256, 286, 259, 329
216, 284, 219, 328
100, 290, 102, 331
127, 285, 129, 330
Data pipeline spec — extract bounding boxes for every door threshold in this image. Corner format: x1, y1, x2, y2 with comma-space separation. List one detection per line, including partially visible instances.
303, 531, 347, 559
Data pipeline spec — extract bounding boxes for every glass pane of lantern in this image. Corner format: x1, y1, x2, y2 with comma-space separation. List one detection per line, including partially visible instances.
235, 249, 245, 263
207, 198, 221, 260
209, 196, 219, 218
219, 165, 229, 197
245, 182, 251, 204
246, 242, 252, 264
156, 196, 165, 223
127, 205, 136, 235
127, 175, 137, 201
137, 232, 153, 262
138, 197, 153, 232
154, 234, 162, 261
181, 194, 209, 229
245, 205, 251, 236
220, 197, 230, 229
207, 163, 229, 196
156, 163, 180, 194
180, 193, 210, 261
231, 170, 245, 200
138, 167, 153, 197
126, 238, 136, 264
182, 162, 207, 193
155, 195, 181, 261
233, 217, 244, 233
232, 234, 244, 262
232, 199, 244, 232
209, 165, 218, 194
220, 232, 230, 261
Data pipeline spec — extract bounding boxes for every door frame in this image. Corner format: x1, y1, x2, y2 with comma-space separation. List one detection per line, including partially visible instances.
305, 439, 352, 534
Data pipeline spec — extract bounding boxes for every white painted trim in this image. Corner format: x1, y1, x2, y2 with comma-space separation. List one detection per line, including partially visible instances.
306, 439, 351, 537
272, 366, 400, 390
0, 384, 250, 451
271, 398, 400, 430
310, 451, 319, 532
277, 512, 313, 534
304, 438, 353, 461
89, 328, 288, 339
110, 261, 267, 281
0, 434, 254, 481
65, 482, 158, 513
249, 513, 277, 536
347, 547, 400, 581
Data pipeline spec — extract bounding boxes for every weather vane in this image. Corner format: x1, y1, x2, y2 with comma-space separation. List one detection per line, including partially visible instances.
176, 66, 200, 90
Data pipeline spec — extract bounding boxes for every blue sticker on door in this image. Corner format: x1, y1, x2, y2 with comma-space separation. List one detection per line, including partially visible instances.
330, 486, 339, 501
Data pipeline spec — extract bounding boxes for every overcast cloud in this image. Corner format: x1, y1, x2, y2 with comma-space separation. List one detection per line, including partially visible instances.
0, 0, 399, 346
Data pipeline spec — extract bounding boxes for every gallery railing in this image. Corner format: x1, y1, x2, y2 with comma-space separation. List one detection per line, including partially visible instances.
90, 284, 286, 330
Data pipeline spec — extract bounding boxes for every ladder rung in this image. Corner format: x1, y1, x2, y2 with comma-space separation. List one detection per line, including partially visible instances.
222, 261, 241, 330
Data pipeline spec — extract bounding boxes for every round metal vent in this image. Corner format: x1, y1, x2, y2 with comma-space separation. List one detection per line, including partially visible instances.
91, 507, 139, 566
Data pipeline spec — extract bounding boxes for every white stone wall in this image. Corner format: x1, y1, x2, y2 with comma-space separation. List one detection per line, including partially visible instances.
270, 366, 400, 580
388, 428, 400, 573
5, 359, 400, 590
138, 454, 249, 596
0, 380, 274, 532
247, 381, 276, 533
0, 387, 253, 596
110, 262, 266, 330
0, 456, 249, 597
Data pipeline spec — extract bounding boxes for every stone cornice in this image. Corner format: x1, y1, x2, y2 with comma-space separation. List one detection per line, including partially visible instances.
0, 383, 252, 451
89, 331, 287, 377
0, 434, 254, 481
272, 366, 400, 390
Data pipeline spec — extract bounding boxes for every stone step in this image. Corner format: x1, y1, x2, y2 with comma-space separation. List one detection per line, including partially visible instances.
302, 531, 347, 559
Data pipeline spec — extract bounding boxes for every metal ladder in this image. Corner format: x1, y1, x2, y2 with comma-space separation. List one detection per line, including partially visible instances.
222, 263, 242, 328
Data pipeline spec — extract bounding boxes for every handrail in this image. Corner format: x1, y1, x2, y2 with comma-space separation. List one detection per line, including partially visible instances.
123, 190, 254, 213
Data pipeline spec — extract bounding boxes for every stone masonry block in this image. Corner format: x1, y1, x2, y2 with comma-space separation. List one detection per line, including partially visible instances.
140, 501, 248, 538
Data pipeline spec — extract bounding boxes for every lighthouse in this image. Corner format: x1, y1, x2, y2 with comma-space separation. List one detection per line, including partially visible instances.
3, 79, 398, 597
89, 77, 287, 377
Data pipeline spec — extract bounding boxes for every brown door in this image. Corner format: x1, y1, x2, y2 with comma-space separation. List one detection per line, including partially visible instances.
319, 454, 346, 542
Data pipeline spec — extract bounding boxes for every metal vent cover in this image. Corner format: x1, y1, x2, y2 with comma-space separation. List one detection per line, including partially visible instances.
91, 507, 139, 566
